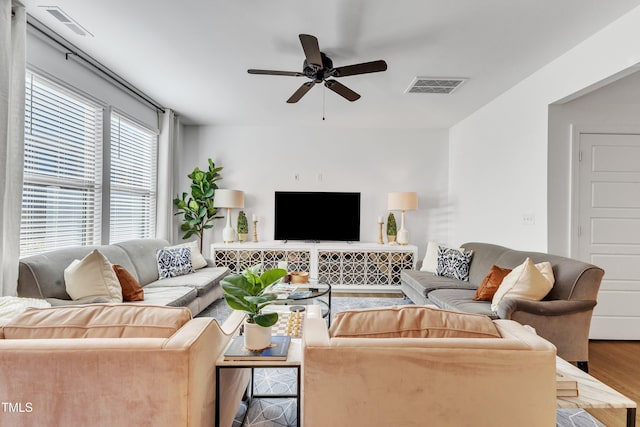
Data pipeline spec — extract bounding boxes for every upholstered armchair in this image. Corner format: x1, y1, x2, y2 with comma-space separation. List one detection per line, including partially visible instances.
0, 304, 248, 427
302, 305, 557, 427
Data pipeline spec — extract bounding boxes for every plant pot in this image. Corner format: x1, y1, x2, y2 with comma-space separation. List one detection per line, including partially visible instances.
238, 233, 248, 242
244, 320, 272, 350
387, 235, 397, 244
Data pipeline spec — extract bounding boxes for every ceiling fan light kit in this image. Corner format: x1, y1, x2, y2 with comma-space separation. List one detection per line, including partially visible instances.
248, 34, 387, 104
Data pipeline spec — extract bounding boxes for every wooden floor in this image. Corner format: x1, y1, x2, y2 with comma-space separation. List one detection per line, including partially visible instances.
585, 340, 640, 426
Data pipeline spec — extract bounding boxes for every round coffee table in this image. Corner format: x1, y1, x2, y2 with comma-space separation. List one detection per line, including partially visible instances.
272, 279, 332, 325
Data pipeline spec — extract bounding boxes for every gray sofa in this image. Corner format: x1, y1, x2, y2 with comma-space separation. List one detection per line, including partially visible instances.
401, 242, 604, 369
17, 239, 229, 316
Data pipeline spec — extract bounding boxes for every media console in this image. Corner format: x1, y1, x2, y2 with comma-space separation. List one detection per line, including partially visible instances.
210, 242, 418, 292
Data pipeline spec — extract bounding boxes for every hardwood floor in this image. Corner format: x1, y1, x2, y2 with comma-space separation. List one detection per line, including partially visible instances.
585, 340, 640, 426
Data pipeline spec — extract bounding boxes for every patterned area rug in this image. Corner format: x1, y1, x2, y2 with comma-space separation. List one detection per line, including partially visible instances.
199, 297, 605, 427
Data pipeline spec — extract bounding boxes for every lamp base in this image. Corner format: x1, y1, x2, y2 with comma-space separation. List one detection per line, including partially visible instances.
397, 229, 409, 245
222, 226, 236, 243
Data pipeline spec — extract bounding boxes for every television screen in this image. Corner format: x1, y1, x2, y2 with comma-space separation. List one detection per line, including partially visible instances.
274, 191, 360, 241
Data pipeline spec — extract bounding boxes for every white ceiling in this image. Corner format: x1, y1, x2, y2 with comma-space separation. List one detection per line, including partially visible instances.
25, 0, 640, 128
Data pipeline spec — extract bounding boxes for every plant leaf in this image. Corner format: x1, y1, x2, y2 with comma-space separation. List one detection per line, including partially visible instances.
260, 268, 287, 288
248, 264, 262, 276
221, 275, 252, 295
254, 312, 278, 327
224, 294, 254, 312
245, 294, 277, 305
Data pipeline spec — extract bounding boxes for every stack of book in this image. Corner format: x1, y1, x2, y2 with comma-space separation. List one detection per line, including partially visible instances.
223, 335, 291, 361
556, 371, 579, 397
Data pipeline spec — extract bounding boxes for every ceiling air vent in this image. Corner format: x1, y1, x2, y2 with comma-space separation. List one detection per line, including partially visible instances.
405, 77, 467, 94
40, 6, 94, 37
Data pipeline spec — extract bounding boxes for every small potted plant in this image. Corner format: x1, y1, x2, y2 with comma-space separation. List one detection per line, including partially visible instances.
386, 212, 397, 244
221, 264, 287, 350
237, 211, 249, 242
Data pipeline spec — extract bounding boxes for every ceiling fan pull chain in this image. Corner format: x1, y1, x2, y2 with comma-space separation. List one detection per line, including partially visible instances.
322, 84, 326, 121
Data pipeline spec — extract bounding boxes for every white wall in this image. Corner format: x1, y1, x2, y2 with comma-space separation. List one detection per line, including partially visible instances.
449, 6, 640, 252
548, 70, 640, 256
27, 30, 158, 131
180, 125, 449, 258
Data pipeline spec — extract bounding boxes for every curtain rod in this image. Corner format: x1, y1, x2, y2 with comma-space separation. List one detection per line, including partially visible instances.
26, 14, 166, 113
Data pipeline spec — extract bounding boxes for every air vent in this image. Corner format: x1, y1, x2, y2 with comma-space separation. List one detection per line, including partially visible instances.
405, 77, 467, 94
40, 6, 93, 37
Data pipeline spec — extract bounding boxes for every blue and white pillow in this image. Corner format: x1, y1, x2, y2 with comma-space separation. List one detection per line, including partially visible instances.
435, 246, 474, 281
157, 247, 194, 279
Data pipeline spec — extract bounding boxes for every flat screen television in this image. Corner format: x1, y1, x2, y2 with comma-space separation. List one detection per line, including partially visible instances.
274, 191, 360, 241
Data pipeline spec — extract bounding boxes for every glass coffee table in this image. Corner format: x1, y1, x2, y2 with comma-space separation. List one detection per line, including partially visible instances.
269, 279, 332, 326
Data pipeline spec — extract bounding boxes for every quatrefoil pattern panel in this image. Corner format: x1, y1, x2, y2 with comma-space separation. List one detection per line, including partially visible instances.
214, 247, 414, 287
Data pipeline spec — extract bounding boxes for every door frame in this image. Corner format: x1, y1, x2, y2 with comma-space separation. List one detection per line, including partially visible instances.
569, 125, 640, 259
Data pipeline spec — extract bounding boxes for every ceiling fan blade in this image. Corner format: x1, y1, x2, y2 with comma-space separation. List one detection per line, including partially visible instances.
287, 81, 315, 103
324, 80, 361, 102
248, 69, 305, 77
299, 34, 323, 69
330, 60, 387, 77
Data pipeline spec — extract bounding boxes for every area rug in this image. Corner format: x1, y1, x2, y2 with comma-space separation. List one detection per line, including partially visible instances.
199, 297, 605, 427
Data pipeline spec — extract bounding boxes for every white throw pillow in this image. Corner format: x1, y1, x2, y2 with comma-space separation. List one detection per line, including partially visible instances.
420, 242, 464, 273
166, 241, 207, 270
491, 258, 554, 312
64, 250, 123, 303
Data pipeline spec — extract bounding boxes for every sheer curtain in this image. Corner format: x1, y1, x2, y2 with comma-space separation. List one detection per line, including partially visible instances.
0, 0, 26, 296
156, 109, 179, 244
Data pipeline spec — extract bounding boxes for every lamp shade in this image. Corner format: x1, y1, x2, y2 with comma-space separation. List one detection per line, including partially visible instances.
387, 192, 418, 211
214, 189, 245, 208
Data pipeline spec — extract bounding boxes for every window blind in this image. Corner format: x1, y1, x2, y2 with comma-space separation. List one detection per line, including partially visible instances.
20, 71, 103, 258
109, 113, 157, 244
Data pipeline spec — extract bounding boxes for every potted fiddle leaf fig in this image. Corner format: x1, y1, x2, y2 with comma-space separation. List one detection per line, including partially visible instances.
221, 264, 287, 350
237, 211, 249, 242
386, 212, 397, 244
173, 158, 223, 252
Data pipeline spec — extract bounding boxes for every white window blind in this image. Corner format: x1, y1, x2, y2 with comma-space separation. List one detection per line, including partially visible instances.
109, 113, 157, 244
20, 71, 103, 258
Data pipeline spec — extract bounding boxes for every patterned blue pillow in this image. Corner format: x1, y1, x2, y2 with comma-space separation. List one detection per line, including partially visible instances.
435, 246, 474, 281
156, 247, 194, 279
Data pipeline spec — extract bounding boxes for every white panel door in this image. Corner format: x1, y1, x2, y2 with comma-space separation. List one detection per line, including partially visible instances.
578, 133, 640, 339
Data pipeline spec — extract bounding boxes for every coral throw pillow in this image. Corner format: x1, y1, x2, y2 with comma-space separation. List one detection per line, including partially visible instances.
112, 265, 144, 301
473, 265, 512, 301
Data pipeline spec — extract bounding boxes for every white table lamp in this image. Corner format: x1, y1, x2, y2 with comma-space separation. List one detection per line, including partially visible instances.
387, 192, 418, 245
214, 189, 245, 243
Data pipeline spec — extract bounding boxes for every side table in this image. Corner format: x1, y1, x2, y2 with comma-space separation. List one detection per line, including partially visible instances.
556, 357, 636, 427
215, 338, 302, 427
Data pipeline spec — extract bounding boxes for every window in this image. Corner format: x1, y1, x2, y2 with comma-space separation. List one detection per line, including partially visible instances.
21, 71, 103, 257
20, 71, 159, 257
109, 113, 157, 243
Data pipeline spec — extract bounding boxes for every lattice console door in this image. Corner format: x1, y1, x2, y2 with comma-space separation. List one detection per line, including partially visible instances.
211, 242, 417, 291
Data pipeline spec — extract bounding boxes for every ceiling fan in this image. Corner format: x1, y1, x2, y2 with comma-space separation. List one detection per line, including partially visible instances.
248, 34, 387, 103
